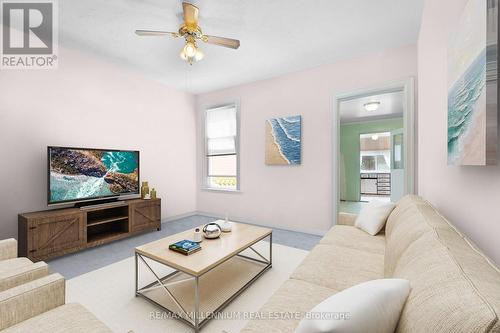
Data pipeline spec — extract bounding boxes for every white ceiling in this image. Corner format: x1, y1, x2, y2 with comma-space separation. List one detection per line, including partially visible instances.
59, 0, 424, 94
340, 91, 404, 123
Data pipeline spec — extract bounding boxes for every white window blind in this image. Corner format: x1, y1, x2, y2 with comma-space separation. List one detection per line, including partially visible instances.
206, 105, 236, 157
204, 104, 238, 190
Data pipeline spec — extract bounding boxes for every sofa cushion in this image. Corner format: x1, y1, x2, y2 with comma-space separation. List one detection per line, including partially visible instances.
385, 195, 427, 238
2, 303, 112, 333
388, 195, 500, 332
295, 279, 410, 333
291, 244, 384, 291
240, 278, 337, 333
0, 261, 49, 292
0, 273, 66, 331
414, 200, 500, 332
0, 258, 33, 275
354, 200, 395, 236
393, 232, 498, 333
320, 225, 385, 255
384, 198, 432, 277
435, 226, 500, 311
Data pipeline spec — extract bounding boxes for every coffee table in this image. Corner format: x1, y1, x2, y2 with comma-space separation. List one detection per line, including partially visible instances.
135, 222, 272, 332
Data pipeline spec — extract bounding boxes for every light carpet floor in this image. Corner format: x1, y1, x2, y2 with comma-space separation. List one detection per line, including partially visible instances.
66, 242, 308, 333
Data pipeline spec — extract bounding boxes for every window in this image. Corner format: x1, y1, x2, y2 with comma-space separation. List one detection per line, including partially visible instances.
360, 152, 391, 172
359, 132, 391, 172
204, 104, 239, 190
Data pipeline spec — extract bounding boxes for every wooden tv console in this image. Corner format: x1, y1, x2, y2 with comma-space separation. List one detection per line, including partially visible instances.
18, 198, 161, 262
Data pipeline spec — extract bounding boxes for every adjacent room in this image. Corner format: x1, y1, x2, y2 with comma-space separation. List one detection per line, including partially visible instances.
1, 0, 500, 332
339, 91, 407, 214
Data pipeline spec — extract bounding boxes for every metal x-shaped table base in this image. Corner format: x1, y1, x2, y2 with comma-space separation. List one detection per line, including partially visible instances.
135, 233, 272, 332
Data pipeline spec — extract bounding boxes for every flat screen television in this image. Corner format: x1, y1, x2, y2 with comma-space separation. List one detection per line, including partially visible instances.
47, 146, 140, 206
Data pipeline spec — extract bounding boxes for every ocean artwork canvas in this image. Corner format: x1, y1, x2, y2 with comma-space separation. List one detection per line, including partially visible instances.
265, 115, 302, 165
447, 0, 498, 165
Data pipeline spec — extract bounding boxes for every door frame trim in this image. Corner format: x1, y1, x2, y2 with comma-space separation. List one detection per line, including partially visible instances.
331, 77, 416, 226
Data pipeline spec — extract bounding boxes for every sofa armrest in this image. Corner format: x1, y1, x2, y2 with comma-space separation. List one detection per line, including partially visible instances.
0, 261, 49, 293
338, 212, 358, 226
0, 273, 65, 330
0, 239, 17, 261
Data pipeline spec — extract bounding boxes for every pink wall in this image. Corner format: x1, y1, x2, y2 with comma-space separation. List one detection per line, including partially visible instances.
418, 0, 500, 263
0, 47, 197, 239
196, 45, 417, 235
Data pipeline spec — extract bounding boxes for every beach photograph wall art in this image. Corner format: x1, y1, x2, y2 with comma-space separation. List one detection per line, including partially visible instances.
265, 115, 302, 165
447, 0, 498, 165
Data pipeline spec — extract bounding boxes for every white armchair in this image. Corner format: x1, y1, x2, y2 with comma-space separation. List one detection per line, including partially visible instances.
0, 239, 49, 293
0, 273, 112, 333
0, 273, 65, 331
0, 239, 111, 332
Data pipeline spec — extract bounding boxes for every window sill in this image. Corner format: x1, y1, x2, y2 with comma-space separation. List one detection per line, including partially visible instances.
201, 187, 241, 193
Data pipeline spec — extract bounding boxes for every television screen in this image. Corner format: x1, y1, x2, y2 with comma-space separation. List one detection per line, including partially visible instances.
48, 147, 140, 205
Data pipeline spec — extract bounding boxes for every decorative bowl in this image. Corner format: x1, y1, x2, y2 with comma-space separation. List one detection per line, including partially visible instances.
202, 223, 222, 239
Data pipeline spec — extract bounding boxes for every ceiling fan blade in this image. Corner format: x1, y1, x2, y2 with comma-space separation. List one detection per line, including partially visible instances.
135, 30, 178, 37
182, 2, 199, 28
203, 35, 240, 49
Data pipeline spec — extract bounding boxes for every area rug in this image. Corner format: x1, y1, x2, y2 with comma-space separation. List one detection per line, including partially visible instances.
66, 242, 308, 333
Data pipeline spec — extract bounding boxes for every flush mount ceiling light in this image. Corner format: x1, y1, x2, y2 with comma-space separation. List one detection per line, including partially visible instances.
364, 101, 381, 112
135, 2, 240, 65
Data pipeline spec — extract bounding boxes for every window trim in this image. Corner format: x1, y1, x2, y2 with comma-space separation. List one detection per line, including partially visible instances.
202, 101, 240, 192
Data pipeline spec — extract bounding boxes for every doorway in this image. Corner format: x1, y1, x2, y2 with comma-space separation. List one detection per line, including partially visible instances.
333, 78, 415, 218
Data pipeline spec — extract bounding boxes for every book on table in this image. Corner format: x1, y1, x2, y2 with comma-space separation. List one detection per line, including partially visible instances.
169, 240, 201, 255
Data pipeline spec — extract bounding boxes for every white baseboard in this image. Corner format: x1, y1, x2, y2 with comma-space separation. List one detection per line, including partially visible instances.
161, 211, 198, 223
195, 211, 327, 237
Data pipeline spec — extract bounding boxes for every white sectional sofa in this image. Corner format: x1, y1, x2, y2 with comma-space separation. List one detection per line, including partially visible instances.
242, 195, 500, 333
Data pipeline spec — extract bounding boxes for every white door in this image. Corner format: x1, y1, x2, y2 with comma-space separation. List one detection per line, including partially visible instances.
390, 129, 404, 202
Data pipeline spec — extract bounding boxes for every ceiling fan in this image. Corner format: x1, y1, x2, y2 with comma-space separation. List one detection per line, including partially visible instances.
135, 2, 240, 65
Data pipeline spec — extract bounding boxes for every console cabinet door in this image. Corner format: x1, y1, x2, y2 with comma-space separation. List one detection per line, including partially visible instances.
130, 200, 161, 232
30, 212, 85, 260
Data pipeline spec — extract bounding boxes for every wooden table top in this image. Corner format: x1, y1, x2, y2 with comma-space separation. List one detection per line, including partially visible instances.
135, 222, 272, 277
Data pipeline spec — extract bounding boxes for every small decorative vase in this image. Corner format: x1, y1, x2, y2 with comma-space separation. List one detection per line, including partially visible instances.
141, 181, 150, 199
221, 213, 232, 232
150, 188, 157, 200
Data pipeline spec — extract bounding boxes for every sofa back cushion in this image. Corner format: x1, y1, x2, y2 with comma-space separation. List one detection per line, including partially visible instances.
384, 195, 429, 277
385, 195, 500, 333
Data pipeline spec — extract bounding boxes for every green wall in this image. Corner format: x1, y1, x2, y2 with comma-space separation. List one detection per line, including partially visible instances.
340, 118, 403, 202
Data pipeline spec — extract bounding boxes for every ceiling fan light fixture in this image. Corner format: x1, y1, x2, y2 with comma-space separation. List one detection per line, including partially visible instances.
137, 2, 240, 65
194, 48, 204, 61
179, 42, 204, 64
364, 102, 381, 112
179, 49, 187, 61
183, 41, 197, 57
